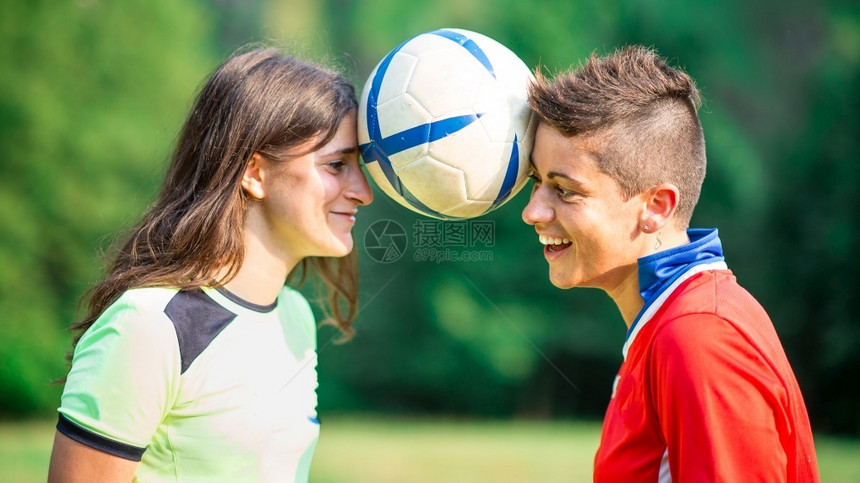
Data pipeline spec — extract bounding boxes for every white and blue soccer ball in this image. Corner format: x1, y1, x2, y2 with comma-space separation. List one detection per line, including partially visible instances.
358, 28, 536, 220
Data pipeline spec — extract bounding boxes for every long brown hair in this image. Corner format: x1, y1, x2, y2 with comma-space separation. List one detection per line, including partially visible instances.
69, 47, 361, 354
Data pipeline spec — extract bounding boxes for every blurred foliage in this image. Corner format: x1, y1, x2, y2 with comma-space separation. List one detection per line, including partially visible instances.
0, 0, 219, 415
1, 0, 858, 437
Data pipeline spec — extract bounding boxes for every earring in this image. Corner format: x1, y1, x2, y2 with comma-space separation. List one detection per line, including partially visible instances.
642, 224, 650, 232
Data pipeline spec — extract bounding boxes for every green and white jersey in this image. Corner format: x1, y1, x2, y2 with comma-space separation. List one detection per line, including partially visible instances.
57, 285, 320, 482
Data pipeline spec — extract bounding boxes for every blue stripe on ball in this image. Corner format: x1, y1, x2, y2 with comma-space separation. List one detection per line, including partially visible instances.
374, 113, 483, 157
491, 134, 520, 209
430, 29, 496, 79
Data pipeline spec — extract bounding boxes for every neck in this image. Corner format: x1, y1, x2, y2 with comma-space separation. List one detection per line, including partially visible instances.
222, 209, 299, 306
642, 228, 691, 259
607, 228, 691, 328
605, 269, 644, 329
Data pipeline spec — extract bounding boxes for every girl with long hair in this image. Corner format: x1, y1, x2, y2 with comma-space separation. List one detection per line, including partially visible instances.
47, 47, 373, 482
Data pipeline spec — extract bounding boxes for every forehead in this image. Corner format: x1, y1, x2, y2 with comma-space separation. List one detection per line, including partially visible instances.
309, 111, 358, 158
323, 111, 357, 144
531, 123, 603, 175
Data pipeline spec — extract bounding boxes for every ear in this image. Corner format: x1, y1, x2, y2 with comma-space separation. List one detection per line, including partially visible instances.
639, 183, 680, 233
241, 153, 266, 200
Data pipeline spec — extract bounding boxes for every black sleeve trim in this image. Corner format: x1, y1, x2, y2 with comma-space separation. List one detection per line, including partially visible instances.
56, 414, 146, 461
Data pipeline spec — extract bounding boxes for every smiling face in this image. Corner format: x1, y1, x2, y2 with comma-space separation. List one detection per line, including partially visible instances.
256, 110, 373, 261
522, 123, 650, 292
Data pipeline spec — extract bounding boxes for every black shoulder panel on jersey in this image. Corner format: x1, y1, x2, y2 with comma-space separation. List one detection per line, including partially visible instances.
164, 289, 237, 374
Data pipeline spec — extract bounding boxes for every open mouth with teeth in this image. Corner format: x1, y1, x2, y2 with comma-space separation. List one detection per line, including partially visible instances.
539, 235, 573, 253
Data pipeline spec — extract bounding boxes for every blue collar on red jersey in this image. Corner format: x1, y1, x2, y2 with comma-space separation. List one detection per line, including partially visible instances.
624, 228, 726, 349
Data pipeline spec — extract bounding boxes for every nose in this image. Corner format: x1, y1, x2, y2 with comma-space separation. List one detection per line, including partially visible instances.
522, 186, 553, 226
346, 166, 374, 206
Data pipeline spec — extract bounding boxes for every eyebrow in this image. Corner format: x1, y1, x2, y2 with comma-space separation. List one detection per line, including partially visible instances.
547, 171, 589, 188
529, 154, 590, 188
319, 146, 358, 157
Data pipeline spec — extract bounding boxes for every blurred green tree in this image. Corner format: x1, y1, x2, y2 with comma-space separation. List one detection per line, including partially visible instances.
0, 0, 218, 415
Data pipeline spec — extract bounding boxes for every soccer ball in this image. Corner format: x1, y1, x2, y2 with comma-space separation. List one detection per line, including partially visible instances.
357, 28, 536, 220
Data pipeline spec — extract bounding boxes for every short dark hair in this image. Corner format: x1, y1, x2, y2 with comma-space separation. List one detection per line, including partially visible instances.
529, 45, 706, 227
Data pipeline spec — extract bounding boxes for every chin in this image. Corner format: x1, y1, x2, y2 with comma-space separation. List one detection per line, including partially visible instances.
310, 239, 352, 259
549, 269, 581, 290
549, 271, 577, 289
332, 237, 354, 257
551, 279, 577, 290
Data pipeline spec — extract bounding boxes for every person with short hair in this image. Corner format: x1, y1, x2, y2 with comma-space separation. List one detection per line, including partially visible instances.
48, 47, 373, 482
523, 45, 819, 482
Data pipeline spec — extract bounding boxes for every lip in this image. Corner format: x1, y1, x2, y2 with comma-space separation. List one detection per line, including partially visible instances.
536, 231, 573, 260
330, 210, 357, 224
543, 243, 572, 261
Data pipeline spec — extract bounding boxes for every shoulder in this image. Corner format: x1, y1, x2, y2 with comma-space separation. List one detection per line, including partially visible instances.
655, 270, 781, 364
649, 311, 785, 399
277, 286, 316, 341
666, 269, 770, 322
278, 286, 314, 320
69, 287, 183, 384
122, 286, 181, 307
77, 287, 180, 352
105, 286, 179, 319
649, 310, 787, 406
651, 312, 743, 363
61, 287, 185, 451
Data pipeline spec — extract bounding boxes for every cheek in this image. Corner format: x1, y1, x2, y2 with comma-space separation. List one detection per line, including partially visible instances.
569, 216, 621, 262
292, 171, 329, 213
321, 174, 343, 205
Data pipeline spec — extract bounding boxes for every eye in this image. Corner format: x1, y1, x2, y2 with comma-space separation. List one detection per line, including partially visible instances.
325, 160, 346, 173
555, 186, 578, 201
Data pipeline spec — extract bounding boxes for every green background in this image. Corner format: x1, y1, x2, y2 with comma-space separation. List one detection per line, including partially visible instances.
1, 0, 858, 447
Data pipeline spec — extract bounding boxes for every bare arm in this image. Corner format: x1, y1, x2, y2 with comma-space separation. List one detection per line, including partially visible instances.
47, 431, 138, 483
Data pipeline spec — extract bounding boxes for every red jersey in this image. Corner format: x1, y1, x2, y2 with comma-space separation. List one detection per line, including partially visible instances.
594, 229, 818, 482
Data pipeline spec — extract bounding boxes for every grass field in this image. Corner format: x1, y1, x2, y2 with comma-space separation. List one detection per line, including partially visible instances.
3, 416, 858, 482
